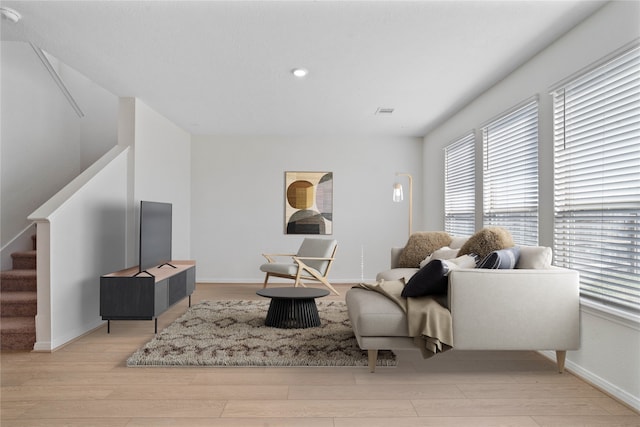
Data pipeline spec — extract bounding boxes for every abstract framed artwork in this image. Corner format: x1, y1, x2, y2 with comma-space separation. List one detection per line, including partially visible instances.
285, 171, 333, 235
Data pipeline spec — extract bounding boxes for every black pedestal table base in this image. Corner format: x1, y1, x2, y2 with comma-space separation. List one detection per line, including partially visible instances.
256, 287, 330, 329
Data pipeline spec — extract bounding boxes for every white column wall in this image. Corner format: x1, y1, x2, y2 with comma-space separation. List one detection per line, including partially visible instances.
133, 100, 192, 265
422, 1, 640, 411
30, 147, 129, 350
191, 135, 422, 283
0, 41, 117, 247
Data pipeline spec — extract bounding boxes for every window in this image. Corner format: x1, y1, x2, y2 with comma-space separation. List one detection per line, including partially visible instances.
482, 99, 539, 245
552, 44, 640, 311
444, 132, 476, 236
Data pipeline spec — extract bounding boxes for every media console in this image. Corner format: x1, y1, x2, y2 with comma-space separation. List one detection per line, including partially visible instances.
100, 260, 196, 333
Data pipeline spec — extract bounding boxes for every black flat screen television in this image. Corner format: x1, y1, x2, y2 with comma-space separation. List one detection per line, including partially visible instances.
138, 201, 173, 275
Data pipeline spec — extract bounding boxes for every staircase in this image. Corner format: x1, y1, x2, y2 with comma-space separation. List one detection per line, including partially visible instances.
0, 236, 37, 351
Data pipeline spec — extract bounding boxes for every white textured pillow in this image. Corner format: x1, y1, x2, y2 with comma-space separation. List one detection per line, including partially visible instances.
419, 246, 460, 267
446, 254, 478, 269
516, 246, 552, 269
449, 236, 469, 249
423, 254, 478, 273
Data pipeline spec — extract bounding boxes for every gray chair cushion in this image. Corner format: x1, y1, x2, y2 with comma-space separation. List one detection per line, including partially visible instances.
260, 263, 298, 275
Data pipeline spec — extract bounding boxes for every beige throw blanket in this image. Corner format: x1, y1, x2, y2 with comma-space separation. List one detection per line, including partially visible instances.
356, 279, 453, 358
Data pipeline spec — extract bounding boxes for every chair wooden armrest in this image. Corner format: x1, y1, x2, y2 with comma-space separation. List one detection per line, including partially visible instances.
262, 253, 296, 263
292, 256, 335, 262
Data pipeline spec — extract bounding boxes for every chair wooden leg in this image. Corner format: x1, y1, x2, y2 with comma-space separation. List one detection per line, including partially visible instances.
303, 267, 340, 295
314, 275, 339, 295
294, 268, 304, 288
262, 273, 270, 288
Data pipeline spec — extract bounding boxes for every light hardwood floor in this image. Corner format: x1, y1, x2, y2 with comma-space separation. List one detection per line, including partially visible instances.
2, 282, 638, 427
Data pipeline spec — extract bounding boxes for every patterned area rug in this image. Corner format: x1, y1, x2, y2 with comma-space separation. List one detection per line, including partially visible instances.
127, 299, 396, 367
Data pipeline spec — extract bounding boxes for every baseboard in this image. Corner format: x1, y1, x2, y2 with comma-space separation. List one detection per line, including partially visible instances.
33, 319, 105, 352
539, 350, 640, 413
32, 341, 53, 352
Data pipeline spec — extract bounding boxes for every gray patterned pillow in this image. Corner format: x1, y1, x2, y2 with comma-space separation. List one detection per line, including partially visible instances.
478, 247, 520, 269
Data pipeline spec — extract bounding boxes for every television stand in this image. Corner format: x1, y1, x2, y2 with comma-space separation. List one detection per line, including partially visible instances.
100, 260, 196, 333
157, 262, 177, 269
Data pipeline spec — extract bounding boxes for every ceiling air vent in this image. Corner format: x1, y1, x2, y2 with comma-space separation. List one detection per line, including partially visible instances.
375, 107, 395, 115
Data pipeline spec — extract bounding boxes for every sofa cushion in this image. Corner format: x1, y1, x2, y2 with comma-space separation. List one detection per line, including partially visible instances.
397, 231, 452, 268
346, 288, 409, 337
516, 245, 553, 269
478, 246, 520, 269
458, 227, 514, 260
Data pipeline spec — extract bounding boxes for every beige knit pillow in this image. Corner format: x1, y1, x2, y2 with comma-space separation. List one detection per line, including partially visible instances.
458, 227, 514, 261
397, 231, 452, 268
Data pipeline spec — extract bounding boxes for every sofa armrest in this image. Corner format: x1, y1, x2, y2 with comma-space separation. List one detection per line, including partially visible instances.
448, 267, 580, 350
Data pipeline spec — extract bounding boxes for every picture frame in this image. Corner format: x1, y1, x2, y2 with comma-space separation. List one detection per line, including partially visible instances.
284, 171, 333, 235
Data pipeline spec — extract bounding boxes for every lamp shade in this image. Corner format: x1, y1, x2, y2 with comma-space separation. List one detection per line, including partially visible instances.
393, 183, 404, 202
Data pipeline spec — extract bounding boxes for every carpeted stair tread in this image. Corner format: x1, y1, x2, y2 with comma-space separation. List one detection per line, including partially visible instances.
1, 238, 37, 350
0, 270, 37, 292
1, 317, 36, 350
1, 316, 36, 333
11, 250, 36, 270
1, 269, 37, 279
11, 250, 36, 257
1, 292, 37, 316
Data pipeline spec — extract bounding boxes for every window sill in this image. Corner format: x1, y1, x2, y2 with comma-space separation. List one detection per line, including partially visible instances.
580, 297, 640, 330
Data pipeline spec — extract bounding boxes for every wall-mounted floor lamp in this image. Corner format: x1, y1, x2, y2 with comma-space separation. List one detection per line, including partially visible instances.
393, 173, 413, 239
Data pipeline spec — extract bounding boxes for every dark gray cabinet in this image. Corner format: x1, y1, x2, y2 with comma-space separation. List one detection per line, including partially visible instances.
100, 261, 196, 333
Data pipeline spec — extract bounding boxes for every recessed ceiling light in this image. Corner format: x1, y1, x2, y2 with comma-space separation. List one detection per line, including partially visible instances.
375, 107, 395, 115
0, 7, 21, 23
291, 68, 308, 78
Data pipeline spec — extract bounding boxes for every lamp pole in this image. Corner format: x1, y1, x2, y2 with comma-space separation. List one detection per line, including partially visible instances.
395, 173, 413, 239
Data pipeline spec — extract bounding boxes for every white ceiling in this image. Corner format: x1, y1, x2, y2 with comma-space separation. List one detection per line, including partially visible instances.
1, 0, 607, 137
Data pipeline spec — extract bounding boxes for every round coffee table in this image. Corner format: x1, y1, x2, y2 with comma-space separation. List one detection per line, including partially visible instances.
256, 287, 330, 328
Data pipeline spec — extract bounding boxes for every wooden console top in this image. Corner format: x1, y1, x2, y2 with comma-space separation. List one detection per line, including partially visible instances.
102, 260, 195, 281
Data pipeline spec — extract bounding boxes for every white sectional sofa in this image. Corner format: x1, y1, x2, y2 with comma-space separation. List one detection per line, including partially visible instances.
346, 231, 581, 373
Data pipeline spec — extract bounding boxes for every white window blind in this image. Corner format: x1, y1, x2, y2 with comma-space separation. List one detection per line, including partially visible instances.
482, 100, 539, 245
444, 133, 476, 236
552, 44, 640, 311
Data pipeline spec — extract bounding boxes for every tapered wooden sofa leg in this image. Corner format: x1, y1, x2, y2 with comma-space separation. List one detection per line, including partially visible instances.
556, 350, 567, 373
368, 349, 378, 373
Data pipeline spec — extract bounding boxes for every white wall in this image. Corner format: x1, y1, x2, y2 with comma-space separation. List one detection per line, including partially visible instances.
132, 99, 192, 266
0, 41, 117, 247
191, 135, 422, 283
24, 97, 191, 351
29, 146, 129, 350
422, 1, 640, 411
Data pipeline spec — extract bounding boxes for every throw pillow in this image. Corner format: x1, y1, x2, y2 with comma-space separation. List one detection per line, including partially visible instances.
516, 245, 553, 269
402, 254, 477, 298
449, 236, 469, 249
397, 231, 452, 268
448, 254, 479, 269
419, 246, 459, 268
478, 247, 521, 269
402, 259, 450, 297
457, 226, 515, 260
